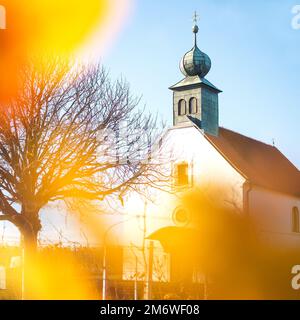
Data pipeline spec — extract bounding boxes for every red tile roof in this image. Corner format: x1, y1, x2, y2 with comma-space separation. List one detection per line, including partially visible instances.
205, 127, 300, 197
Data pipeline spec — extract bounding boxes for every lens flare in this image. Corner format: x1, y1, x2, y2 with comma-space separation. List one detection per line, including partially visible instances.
0, 0, 133, 101
22, 248, 99, 300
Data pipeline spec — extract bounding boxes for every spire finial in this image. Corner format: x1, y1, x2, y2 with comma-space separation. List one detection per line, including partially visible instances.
179, 11, 211, 78
193, 11, 199, 25
192, 11, 199, 46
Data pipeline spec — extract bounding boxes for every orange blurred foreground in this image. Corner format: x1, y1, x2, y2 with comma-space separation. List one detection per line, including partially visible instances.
0, 0, 111, 101
22, 248, 100, 300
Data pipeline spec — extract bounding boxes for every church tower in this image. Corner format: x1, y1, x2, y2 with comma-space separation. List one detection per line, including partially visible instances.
169, 13, 222, 136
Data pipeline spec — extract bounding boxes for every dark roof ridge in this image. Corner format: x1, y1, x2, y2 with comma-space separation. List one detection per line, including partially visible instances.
219, 126, 274, 149
204, 126, 300, 197
218, 126, 300, 172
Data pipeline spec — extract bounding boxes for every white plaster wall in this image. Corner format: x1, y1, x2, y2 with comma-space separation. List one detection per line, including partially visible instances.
119, 124, 246, 247
249, 186, 300, 248
164, 125, 245, 205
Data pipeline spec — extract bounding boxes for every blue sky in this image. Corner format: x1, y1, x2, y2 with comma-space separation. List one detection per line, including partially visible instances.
104, 0, 300, 167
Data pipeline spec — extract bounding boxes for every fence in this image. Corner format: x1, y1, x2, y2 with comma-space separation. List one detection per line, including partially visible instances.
0, 243, 205, 300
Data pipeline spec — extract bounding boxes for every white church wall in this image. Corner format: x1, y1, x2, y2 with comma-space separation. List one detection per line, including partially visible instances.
119, 124, 246, 248
164, 125, 245, 209
249, 186, 300, 248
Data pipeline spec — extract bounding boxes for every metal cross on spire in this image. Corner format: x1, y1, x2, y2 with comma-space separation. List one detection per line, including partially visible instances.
192, 11, 199, 46
193, 11, 199, 25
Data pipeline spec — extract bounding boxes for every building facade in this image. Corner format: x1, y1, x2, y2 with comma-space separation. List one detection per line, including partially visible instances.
112, 17, 300, 298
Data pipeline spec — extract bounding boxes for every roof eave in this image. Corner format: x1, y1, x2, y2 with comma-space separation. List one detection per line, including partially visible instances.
169, 76, 222, 93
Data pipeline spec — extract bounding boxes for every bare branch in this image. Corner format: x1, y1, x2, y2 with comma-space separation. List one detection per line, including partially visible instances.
0, 60, 167, 235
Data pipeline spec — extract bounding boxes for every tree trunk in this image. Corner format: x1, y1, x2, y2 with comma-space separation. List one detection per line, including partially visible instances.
15, 208, 42, 299
21, 225, 39, 300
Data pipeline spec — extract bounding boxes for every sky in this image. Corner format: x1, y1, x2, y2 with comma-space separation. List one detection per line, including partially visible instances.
103, 0, 300, 168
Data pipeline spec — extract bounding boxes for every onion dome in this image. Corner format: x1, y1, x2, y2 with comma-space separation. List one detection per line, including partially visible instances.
180, 20, 211, 78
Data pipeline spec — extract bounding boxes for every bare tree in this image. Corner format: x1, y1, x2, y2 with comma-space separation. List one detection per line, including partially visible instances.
0, 60, 164, 297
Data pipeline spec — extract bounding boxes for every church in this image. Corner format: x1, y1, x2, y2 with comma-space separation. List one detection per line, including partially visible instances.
101, 18, 300, 299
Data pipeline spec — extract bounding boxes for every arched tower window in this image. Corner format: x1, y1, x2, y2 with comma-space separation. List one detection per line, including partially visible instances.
189, 97, 197, 114
178, 99, 186, 116
292, 206, 300, 233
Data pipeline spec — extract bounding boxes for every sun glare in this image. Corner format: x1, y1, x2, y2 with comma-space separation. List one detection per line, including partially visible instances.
0, 0, 133, 101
